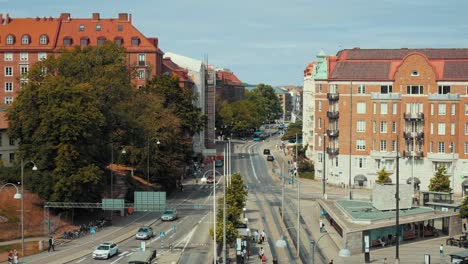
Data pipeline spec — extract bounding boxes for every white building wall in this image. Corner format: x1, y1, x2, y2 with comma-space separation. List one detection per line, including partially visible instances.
303, 75, 316, 161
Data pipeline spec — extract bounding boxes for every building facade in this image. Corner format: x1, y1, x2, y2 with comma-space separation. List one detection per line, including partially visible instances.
215, 69, 244, 104
310, 48, 468, 195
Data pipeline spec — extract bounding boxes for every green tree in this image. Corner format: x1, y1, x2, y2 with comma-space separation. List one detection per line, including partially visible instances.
376, 168, 392, 183
428, 166, 452, 192
281, 121, 303, 141
460, 196, 468, 219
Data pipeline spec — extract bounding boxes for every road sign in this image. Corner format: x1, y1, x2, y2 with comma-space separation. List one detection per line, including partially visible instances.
89, 226, 97, 234
172, 225, 177, 233
159, 231, 166, 238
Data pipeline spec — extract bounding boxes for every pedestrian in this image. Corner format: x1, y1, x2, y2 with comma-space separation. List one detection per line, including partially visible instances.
464, 222, 467, 232
259, 247, 264, 259
48, 236, 55, 252
329, 260, 334, 264
13, 249, 18, 264
272, 257, 278, 264
241, 248, 245, 263
7, 250, 13, 264
320, 219, 324, 233
253, 230, 259, 243
261, 230, 266, 244
180, 184, 183, 192
383, 257, 387, 264
440, 244, 444, 257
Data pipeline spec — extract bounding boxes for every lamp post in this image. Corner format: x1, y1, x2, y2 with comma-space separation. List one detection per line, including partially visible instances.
243, 207, 246, 219
395, 136, 400, 264
147, 138, 160, 185
212, 161, 217, 264
110, 146, 126, 199
323, 133, 327, 198
20, 159, 37, 257
222, 147, 227, 264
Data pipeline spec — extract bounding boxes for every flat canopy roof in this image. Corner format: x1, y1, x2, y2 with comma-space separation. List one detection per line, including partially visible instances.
449, 250, 468, 259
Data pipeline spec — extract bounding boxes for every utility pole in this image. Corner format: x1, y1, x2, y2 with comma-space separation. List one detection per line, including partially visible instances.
395, 135, 400, 264
297, 174, 300, 257
222, 147, 227, 264
323, 133, 327, 197
213, 161, 217, 264
281, 162, 285, 223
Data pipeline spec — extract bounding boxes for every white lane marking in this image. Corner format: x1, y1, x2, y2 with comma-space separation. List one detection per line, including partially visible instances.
110, 255, 124, 264
175, 213, 208, 249
149, 216, 187, 244
248, 145, 261, 183
117, 250, 129, 256
75, 257, 86, 263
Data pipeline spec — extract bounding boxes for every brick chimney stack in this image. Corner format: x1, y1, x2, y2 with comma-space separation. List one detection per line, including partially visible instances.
0, 14, 3, 26
92, 13, 100, 21
118, 13, 128, 21
5, 13, 10, 24
60, 13, 71, 21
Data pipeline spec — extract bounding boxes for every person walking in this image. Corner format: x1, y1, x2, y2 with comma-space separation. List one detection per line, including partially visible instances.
260, 230, 266, 244
320, 219, 324, 233
328, 260, 334, 264
48, 236, 55, 252
440, 244, 444, 257
258, 247, 264, 259
253, 230, 259, 243
13, 249, 18, 264
7, 250, 13, 264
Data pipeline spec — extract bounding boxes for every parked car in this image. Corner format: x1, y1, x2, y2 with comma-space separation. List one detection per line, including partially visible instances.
206, 176, 216, 184
267, 155, 274, 161
263, 149, 271, 155
92, 242, 119, 260
135, 226, 153, 240
161, 208, 178, 221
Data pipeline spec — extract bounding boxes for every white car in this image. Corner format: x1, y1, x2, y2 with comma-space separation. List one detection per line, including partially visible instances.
161, 208, 178, 221
92, 242, 119, 259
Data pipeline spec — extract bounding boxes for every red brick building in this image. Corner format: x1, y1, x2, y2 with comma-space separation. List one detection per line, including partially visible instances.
215, 69, 244, 104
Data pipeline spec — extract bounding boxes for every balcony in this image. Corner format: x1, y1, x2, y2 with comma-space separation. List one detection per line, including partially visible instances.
326, 147, 339, 155
137, 61, 146, 67
403, 112, 424, 120
426, 152, 458, 161
427, 93, 460, 101
370, 93, 402, 100
403, 150, 424, 159
403, 132, 413, 139
326, 129, 339, 137
327, 93, 339, 101
326, 111, 339, 119
416, 132, 424, 141
415, 151, 424, 159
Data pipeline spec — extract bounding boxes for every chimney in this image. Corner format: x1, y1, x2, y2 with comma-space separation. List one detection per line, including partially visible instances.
118, 13, 128, 21
60, 13, 71, 21
148, 37, 158, 48
5, 13, 10, 25
92, 13, 100, 21
0, 14, 3, 25
129, 14, 132, 23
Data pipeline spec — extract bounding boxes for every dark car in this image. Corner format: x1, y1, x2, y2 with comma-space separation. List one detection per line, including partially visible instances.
267, 155, 274, 161
263, 149, 270, 155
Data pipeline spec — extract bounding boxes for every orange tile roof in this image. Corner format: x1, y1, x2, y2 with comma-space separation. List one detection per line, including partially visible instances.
216, 71, 243, 86
163, 57, 192, 83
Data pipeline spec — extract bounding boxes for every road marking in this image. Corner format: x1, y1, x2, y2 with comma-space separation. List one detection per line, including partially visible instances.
110, 255, 124, 264
75, 257, 86, 263
118, 250, 129, 256
149, 217, 187, 244
248, 145, 261, 183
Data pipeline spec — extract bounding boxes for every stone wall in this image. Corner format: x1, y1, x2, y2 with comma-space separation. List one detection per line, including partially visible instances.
372, 184, 412, 210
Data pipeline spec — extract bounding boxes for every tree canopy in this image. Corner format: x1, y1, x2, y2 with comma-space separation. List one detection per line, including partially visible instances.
428, 166, 452, 192
375, 168, 392, 184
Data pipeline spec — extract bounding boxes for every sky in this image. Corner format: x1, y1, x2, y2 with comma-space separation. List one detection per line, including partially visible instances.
2, 0, 468, 86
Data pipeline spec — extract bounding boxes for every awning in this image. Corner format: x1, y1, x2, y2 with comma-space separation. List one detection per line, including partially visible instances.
354, 175, 367, 182
463, 180, 468, 186
406, 177, 421, 185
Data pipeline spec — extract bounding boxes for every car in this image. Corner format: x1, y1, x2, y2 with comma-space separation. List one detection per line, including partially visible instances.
135, 226, 153, 240
92, 242, 118, 259
206, 176, 216, 184
267, 155, 274, 161
263, 149, 270, 155
161, 208, 178, 221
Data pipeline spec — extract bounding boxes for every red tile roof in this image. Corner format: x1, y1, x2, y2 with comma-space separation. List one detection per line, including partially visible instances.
330, 61, 391, 80
216, 71, 243, 86
339, 48, 468, 60
163, 57, 191, 83
304, 61, 316, 77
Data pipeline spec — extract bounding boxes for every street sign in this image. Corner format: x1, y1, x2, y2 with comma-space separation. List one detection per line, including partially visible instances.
172, 225, 177, 233
89, 226, 97, 234
159, 231, 166, 238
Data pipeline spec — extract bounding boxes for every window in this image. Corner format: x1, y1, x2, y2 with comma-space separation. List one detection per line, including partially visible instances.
392, 140, 397, 151
117, 25, 123, 31
373, 103, 377, 114
466, 104, 468, 115
357, 84, 366, 94
392, 103, 397, 115
430, 122, 434, 135
114, 37, 123, 46
381, 85, 393, 94
4, 53, 13, 61
4, 96, 13, 105
8, 137, 14, 146
450, 142, 455, 153
63, 37, 72, 46
318, 153, 323, 163
79, 25, 85, 31
411, 70, 419, 76
138, 70, 145, 79
380, 121, 387, 133
355, 157, 366, 168
318, 101, 322, 112
138, 54, 146, 66
318, 84, 322, 93
335, 157, 338, 167
356, 139, 366, 150
20, 81, 27, 89
9, 153, 14, 164
451, 123, 455, 135
20, 52, 28, 61
392, 121, 397, 133
380, 140, 387, 151
430, 141, 433, 153
451, 104, 456, 115
40, 34, 48, 45
380, 103, 388, 115
357, 102, 366, 114
38, 52, 47, 61
97, 37, 106, 46
406, 85, 424, 95
80, 38, 89, 47
4, 67, 12, 76
4, 82, 13, 92
131, 37, 140, 46
6, 35, 15, 45
96, 25, 101, 31
438, 85, 451, 94
465, 142, 468, 154
20, 65, 28, 76
431, 104, 434, 115
438, 142, 445, 153
21, 35, 30, 45
438, 104, 446, 115
318, 118, 321, 129
372, 121, 376, 133
465, 123, 468, 135
438, 123, 446, 135
356, 121, 366, 132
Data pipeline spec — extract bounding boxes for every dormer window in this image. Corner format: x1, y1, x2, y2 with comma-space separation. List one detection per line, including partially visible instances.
80, 37, 89, 47
21, 35, 30, 45
63, 37, 73, 46
131, 37, 140, 46
96, 25, 101, 31
6, 35, 15, 45
114, 37, 123, 46
79, 25, 85, 31
117, 25, 123, 32
40, 35, 48, 45
97, 37, 106, 46
411, 70, 419, 77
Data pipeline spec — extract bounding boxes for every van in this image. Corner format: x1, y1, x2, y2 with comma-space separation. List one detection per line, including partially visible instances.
127, 249, 156, 264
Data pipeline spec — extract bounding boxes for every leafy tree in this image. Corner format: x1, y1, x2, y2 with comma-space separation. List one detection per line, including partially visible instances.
281, 121, 303, 141
428, 166, 452, 192
376, 168, 392, 184
210, 221, 238, 245
460, 196, 468, 219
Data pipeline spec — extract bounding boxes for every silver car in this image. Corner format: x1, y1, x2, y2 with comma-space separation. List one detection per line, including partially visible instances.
135, 226, 153, 240
161, 208, 178, 221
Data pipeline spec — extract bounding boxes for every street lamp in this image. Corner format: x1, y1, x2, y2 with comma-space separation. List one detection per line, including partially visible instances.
20, 159, 37, 257
110, 146, 126, 199
323, 133, 327, 198
243, 207, 246, 219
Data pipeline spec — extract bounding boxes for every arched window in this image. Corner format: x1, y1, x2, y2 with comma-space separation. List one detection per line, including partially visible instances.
40, 35, 48, 45
6, 35, 15, 45
97, 37, 106, 46
131, 37, 140, 46
80, 37, 89, 47
114, 37, 123, 46
21, 34, 30, 45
